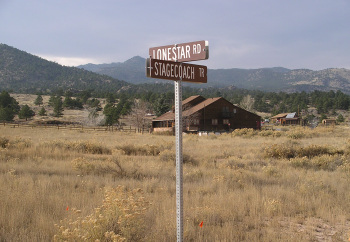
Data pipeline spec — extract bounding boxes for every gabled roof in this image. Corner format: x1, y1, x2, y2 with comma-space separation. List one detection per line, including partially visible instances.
153, 96, 260, 122
182, 95, 204, 106
153, 111, 175, 121
183, 97, 221, 116
153, 97, 222, 121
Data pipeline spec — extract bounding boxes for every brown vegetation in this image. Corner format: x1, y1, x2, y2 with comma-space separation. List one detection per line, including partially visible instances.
1, 125, 350, 241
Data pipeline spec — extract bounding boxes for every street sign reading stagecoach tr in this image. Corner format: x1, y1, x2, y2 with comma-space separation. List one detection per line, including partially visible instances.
149, 40, 209, 62
146, 58, 207, 83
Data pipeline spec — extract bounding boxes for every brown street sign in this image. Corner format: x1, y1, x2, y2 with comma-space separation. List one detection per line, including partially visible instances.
146, 58, 207, 83
149, 40, 209, 62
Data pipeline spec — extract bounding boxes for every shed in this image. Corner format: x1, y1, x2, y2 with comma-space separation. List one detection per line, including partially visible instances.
322, 119, 336, 126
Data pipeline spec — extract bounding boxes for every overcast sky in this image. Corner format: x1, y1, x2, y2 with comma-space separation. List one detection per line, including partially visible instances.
1, 0, 349, 70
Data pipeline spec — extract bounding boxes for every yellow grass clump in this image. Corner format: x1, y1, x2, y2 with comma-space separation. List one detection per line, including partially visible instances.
54, 186, 150, 241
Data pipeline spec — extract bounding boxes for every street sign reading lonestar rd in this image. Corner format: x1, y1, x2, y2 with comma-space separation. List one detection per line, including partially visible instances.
149, 40, 209, 62
146, 58, 207, 83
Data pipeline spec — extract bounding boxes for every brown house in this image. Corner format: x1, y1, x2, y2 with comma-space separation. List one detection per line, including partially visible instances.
271, 112, 301, 125
152, 95, 261, 133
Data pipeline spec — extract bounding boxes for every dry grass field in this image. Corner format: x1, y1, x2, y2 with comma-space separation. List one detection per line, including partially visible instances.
1, 125, 350, 241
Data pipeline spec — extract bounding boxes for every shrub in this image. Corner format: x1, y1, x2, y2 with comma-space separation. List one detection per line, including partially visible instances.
0, 137, 9, 148
41, 140, 111, 154
118, 144, 161, 156
263, 142, 343, 159
54, 186, 150, 241
71, 157, 96, 174
290, 155, 342, 171
259, 130, 282, 137
231, 128, 257, 138
263, 142, 299, 159
159, 150, 198, 165
0, 137, 32, 149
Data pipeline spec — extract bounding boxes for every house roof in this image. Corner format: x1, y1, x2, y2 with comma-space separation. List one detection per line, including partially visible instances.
285, 112, 297, 119
182, 95, 203, 106
183, 97, 222, 116
271, 113, 289, 119
153, 111, 175, 121
153, 96, 260, 121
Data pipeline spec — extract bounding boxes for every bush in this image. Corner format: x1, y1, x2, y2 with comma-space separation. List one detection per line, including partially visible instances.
259, 130, 282, 137
0, 137, 9, 148
231, 128, 257, 138
290, 155, 343, 171
0, 137, 31, 149
118, 144, 161, 156
41, 140, 111, 154
263, 142, 343, 159
159, 150, 198, 165
54, 186, 150, 241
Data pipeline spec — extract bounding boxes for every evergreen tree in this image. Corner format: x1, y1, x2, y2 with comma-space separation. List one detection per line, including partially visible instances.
0, 91, 20, 121
53, 96, 64, 117
337, 114, 345, 123
154, 94, 171, 116
38, 107, 47, 116
18, 105, 35, 121
103, 103, 120, 126
34, 95, 43, 106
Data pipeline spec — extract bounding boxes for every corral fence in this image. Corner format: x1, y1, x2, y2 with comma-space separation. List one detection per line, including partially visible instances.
0, 122, 149, 133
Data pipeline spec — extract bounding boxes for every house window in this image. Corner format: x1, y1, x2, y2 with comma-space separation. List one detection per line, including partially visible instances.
223, 119, 229, 124
222, 106, 230, 112
233, 108, 237, 113
193, 119, 200, 125
212, 119, 218, 125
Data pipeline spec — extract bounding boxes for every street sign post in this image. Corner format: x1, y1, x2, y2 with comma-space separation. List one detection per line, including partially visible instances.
146, 40, 208, 242
146, 58, 207, 83
149, 40, 209, 62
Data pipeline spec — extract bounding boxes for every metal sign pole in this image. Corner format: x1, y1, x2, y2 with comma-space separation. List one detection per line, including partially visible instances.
174, 79, 183, 242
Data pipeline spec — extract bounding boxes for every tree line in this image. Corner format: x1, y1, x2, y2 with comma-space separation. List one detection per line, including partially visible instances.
1, 88, 350, 125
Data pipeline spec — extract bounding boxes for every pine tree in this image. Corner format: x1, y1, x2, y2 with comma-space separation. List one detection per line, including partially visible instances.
38, 107, 47, 116
18, 105, 35, 121
53, 97, 64, 117
34, 95, 43, 106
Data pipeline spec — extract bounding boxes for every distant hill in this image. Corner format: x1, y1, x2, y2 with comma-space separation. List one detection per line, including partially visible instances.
0, 43, 130, 94
79, 56, 147, 84
79, 56, 350, 93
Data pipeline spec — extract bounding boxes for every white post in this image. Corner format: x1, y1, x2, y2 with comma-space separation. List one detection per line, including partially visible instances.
174, 80, 183, 242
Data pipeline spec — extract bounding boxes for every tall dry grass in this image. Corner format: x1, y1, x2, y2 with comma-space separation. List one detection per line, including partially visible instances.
1, 125, 350, 241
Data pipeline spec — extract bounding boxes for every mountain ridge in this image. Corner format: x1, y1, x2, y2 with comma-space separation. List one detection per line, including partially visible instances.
78, 56, 350, 93
0, 43, 130, 94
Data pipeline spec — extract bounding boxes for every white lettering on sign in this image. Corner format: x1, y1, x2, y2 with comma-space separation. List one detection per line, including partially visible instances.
152, 44, 202, 61
154, 62, 195, 80
149, 40, 209, 63
193, 44, 201, 55
199, 67, 205, 78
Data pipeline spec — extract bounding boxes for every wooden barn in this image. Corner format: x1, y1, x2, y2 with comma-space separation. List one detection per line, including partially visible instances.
152, 95, 261, 133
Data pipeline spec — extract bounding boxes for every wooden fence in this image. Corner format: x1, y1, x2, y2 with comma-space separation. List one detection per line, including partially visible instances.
0, 122, 144, 133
